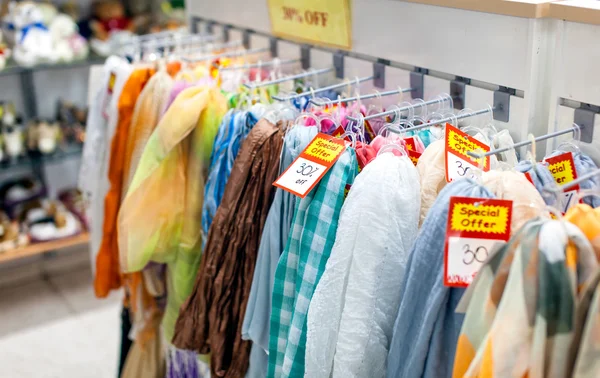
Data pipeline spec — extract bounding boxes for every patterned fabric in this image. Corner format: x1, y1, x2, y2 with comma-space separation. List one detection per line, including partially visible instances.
570, 271, 600, 377
201, 109, 259, 244
268, 148, 359, 378
453, 218, 598, 378
166, 346, 211, 378
118, 86, 228, 343
173, 119, 284, 378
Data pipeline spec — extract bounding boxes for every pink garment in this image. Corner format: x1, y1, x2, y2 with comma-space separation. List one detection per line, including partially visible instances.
355, 136, 407, 169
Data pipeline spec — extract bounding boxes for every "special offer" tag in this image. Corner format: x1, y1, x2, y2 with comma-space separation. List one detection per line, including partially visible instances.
543, 152, 580, 213
274, 132, 347, 198
404, 136, 422, 166
444, 124, 490, 183
444, 196, 513, 288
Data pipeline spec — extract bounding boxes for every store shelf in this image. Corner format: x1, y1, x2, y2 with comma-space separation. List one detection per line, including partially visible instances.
0, 232, 89, 264
0, 143, 83, 171
549, 0, 600, 26
0, 54, 105, 78
400, 0, 554, 18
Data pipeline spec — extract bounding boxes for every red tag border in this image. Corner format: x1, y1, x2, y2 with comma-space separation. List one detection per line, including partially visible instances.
443, 196, 513, 288
444, 124, 491, 183
273, 133, 347, 198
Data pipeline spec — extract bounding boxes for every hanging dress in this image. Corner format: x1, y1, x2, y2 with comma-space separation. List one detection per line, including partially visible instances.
453, 218, 598, 378
243, 124, 319, 378
268, 148, 359, 378
117, 85, 228, 348
173, 119, 286, 378
79, 56, 132, 274
386, 179, 494, 378
305, 153, 421, 378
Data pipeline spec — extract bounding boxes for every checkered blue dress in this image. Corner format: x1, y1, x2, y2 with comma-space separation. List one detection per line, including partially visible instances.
268, 148, 358, 378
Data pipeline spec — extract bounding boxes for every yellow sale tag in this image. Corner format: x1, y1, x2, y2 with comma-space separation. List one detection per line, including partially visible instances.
274, 132, 347, 198
543, 152, 581, 213
450, 203, 510, 235
444, 197, 513, 288
444, 124, 490, 183
267, 0, 352, 49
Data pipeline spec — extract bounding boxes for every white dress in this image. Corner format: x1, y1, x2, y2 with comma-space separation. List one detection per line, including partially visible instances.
78, 56, 132, 273
305, 153, 421, 378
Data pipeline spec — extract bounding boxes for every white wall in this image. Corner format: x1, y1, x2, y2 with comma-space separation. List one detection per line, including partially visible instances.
189, 0, 556, 157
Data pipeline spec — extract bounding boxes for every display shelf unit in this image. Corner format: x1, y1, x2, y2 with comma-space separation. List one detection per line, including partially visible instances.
0, 232, 89, 264
0, 54, 105, 78
0, 143, 83, 171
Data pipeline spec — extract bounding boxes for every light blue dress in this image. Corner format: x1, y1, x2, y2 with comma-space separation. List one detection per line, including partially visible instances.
243, 125, 318, 378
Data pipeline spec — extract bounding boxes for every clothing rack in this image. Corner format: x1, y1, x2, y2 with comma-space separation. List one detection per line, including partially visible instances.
310, 87, 415, 107
243, 67, 333, 89
272, 76, 374, 101
467, 126, 579, 159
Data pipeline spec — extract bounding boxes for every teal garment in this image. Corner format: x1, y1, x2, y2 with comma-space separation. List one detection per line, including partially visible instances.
405, 128, 435, 147
268, 148, 359, 378
243, 125, 318, 378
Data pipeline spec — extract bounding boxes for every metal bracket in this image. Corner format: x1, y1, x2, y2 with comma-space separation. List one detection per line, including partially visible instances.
190, 16, 201, 34
206, 20, 215, 34
300, 45, 311, 70
333, 52, 344, 79
222, 25, 231, 42
373, 61, 386, 89
574, 103, 599, 143
450, 77, 471, 110
269, 37, 278, 57
493, 88, 512, 122
242, 30, 251, 49
409, 70, 425, 99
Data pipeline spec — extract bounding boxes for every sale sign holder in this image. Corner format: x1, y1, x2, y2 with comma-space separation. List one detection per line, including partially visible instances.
444, 196, 513, 288
267, 0, 352, 50
273, 133, 347, 198
543, 151, 581, 213
445, 124, 491, 183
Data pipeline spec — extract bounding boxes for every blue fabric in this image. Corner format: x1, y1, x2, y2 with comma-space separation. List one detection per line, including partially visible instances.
19, 22, 48, 43
292, 89, 339, 111
515, 160, 557, 206
243, 125, 318, 378
549, 150, 600, 208
386, 179, 495, 378
201, 110, 258, 245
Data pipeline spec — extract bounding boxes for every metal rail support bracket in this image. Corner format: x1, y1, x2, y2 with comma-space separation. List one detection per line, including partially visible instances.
574, 103, 599, 143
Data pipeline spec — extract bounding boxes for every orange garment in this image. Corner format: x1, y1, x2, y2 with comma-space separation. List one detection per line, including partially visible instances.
565, 204, 600, 261
94, 67, 155, 298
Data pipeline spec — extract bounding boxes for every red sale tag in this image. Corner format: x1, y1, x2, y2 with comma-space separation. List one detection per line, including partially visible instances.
408, 150, 422, 166
444, 197, 513, 288
543, 152, 580, 213
444, 124, 490, 183
332, 126, 350, 141
403, 136, 419, 153
524, 171, 534, 185
274, 133, 347, 198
